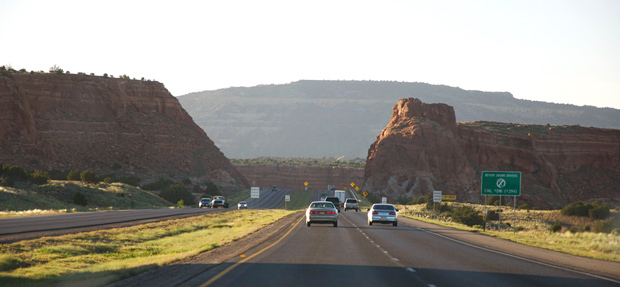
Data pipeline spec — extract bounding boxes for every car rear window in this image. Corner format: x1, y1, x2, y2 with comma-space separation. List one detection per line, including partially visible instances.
311, 202, 335, 208
374, 205, 394, 210
346, 199, 356, 203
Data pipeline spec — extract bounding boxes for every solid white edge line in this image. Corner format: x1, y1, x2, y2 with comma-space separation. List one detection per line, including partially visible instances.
414, 224, 620, 284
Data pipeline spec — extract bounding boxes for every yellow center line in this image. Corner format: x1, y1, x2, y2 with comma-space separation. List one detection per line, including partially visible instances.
198, 215, 304, 287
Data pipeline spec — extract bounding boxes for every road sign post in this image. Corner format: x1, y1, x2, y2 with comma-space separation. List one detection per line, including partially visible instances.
285, 194, 290, 210
481, 171, 521, 233
433, 191, 442, 218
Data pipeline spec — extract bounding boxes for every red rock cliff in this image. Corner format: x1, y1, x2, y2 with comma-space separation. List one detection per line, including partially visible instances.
0, 73, 246, 186
364, 98, 620, 207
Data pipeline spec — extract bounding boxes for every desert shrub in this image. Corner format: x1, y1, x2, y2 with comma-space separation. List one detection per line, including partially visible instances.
159, 184, 196, 206
515, 226, 525, 232
49, 65, 63, 74
73, 191, 88, 206
517, 203, 532, 210
589, 205, 610, 220
569, 226, 578, 233
561, 202, 593, 217
486, 210, 500, 221
142, 178, 173, 191
549, 222, 562, 233
67, 169, 81, 181
583, 225, 591, 232
176, 199, 185, 208
48, 169, 69, 180
103, 177, 112, 184
451, 206, 484, 227
2, 164, 29, 179
397, 195, 411, 205
29, 170, 50, 185
0, 177, 14, 187
593, 218, 619, 234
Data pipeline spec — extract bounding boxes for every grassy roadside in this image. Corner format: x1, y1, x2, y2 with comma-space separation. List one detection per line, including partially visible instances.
0, 209, 294, 287
398, 203, 620, 262
0, 181, 172, 217
284, 190, 314, 210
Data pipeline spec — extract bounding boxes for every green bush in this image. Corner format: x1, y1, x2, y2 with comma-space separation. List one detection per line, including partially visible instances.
589, 205, 610, 220
67, 169, 81, 181
561, 201, 611, 220
29, 170, 50, 185
204, 181, 220, 196
176, 199, 185, 208
73, 191, 88, 206
593, 218, 619, 233
451, 206, 484, 227
0, 177, 14, 187
80, 170, 98, 184
2, 164, 29, 179
549, 222, 562, 233
103, 177, 113, 184
159, 184, 196, 206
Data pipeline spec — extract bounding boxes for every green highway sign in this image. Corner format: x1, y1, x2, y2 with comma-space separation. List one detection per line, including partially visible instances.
481, 171, 521, 196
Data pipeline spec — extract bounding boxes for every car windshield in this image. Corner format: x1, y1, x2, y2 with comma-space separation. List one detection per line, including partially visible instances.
311, 202, 334, 208
373, 205, 395, 210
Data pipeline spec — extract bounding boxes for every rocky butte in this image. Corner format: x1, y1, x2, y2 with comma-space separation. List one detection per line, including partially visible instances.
364, 98, 620, 208
0, 73, 246, 186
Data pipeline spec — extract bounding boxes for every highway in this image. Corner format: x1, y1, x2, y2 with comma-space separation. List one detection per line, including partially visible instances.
0, 188, 291, 242
166, 211, 619, 287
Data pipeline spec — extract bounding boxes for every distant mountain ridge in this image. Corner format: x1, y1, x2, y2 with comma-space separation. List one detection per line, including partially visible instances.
178, 80, 620, 158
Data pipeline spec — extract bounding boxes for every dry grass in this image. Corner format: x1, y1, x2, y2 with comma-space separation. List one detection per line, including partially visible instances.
399, 203, 620, 261
0, 209, 294, 287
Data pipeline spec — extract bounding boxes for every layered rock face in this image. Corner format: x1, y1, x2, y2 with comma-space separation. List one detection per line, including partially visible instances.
364, 98, 620, 207
0, 74, 246, 186
234, 164, 364, 191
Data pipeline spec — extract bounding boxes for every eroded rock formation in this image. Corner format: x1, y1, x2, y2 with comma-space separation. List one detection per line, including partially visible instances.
364, 98, 620, 207
0, 73, 246, 186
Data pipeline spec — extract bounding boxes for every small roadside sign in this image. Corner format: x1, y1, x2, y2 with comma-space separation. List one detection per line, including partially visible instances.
381, 197, 387, 204
442, 195, 456, 201
363, 191, 368, 197
355, 186, 359, 191
433, 191, 442, 203
304, 181, 308, 186
285, 195, 290, 202
251, 187, 260, 199
350, 182, 355, 187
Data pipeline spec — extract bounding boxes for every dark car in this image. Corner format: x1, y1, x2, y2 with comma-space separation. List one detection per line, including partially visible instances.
323, 196, 341, 212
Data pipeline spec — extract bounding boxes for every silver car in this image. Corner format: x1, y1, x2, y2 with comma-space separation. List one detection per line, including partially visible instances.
368, 204, 398, 226
199, 198, 211, 208
306, 201, 338, 227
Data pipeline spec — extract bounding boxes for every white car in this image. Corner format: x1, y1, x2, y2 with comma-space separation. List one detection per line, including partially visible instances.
238, 201, 248, 209
368, 204, 398, 226
306, 201, 338, 227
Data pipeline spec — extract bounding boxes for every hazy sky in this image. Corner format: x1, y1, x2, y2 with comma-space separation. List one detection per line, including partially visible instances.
1, 0, 619, 109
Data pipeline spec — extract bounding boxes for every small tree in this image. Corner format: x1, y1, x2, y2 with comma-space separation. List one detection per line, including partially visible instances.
452, 206, 484, 227
159, 184, 196, 206
67, 169, 81, 181
80, 170, 98, 184
29, 170, 50, 185
49, 65, 63, 74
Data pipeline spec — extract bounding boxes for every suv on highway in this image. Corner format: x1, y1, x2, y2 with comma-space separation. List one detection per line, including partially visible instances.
199, 198, 211, 208
211, 196, 229, 208
323, 196, 341, 212
344, 198, 359, 212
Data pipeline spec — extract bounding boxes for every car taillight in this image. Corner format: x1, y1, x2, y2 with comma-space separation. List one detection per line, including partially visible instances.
372, 211, 378, 215
389, 211, 396, 215
326, 211, 336, 214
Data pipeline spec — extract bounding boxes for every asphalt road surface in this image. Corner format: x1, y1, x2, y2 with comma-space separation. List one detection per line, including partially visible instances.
176, 212, 619, 287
